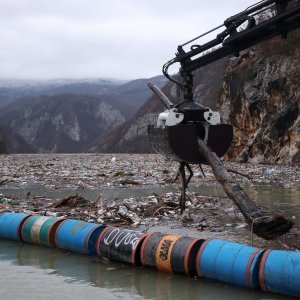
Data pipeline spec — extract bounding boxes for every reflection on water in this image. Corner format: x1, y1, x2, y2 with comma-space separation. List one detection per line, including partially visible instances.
0, 240, 295, 300
1, 182, 299, 203
0, 184, 227, 205
245, 184, 300, 226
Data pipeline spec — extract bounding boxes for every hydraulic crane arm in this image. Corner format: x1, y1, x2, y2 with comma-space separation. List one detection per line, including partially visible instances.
149, 0, 299, 235
163, 0, 300, 103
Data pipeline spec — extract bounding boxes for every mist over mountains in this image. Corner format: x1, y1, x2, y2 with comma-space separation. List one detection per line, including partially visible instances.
0, 78, 120, 110
0, 29, 299, 164
0, 76, 167, 153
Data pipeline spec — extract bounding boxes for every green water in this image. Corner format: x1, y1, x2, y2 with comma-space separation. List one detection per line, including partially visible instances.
245, 184, 300, 226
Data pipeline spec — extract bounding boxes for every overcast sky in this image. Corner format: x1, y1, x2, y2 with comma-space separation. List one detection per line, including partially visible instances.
0, 0, 257, 80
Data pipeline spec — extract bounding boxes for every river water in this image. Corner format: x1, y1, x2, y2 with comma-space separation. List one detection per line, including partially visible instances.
1, 182, 300, 223
0, 239, 296, 300
0, 184, 299, 299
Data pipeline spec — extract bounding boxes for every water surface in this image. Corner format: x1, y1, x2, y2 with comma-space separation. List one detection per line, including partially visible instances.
0, 240, 294, 300
0, 183, 299, 299
1, 183, 299, 224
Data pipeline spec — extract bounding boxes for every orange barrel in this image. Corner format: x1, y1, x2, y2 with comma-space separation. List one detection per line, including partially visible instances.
196, 239, 264, 289
140, 232, 204, 275
21, 215, 65, 247
140, 232, 176, 272
259, 249, 300, 297
55, 219, 106, 255
0, 212, 31, 241
97, 226, 147, 266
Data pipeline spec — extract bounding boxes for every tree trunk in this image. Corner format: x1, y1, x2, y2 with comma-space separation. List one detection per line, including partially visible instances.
197, 138, 294, 240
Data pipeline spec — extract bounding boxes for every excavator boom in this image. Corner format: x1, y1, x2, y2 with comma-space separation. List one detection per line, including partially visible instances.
163, 0, 300, 102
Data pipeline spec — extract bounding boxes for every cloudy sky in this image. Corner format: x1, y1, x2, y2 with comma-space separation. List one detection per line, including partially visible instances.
1, 0, 257, 80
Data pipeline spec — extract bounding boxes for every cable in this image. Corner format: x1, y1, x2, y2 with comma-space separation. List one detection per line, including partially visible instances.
180, 24, 224, 47
162, 59, 185, 90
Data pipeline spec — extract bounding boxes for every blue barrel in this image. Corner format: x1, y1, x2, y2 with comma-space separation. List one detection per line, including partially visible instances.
55, 219, 106, 255
259, 249, 300, 297
0, 212, 31, 241
196, 239, 264, 289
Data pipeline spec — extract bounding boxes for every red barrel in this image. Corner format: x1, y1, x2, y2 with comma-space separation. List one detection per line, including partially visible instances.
97, 226, 147, 266
140, 232, 204, 275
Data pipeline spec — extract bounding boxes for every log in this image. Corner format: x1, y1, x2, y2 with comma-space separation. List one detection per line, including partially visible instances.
51, 194, 89, 208
117, 212, 134, 224
197, 138, 294, 240
226, 167, 252, 180
147, 82, 174, 109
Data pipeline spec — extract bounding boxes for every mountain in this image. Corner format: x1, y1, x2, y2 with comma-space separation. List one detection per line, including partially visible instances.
0, 76, 167, 113
1, 25, 299, 162
107, 75, 168, 110
0, 75, 167, 153
219, 30, 300, 164
0, 124, 34, 154
0, 78, 124, 110
87, 58, 229, 153
0, 94, 131, 153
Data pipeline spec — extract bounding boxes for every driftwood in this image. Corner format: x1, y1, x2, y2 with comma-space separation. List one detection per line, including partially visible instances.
141, 193, 179, 217
197, 138, 294, 240
0, 179, 8, 186
51, 194, 89, 208
226, 167, 252, 180
148, 82, 173, 109
117, 211, 134, 224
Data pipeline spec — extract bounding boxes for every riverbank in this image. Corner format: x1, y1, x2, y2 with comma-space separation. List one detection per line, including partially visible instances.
0, 154, 299, 250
